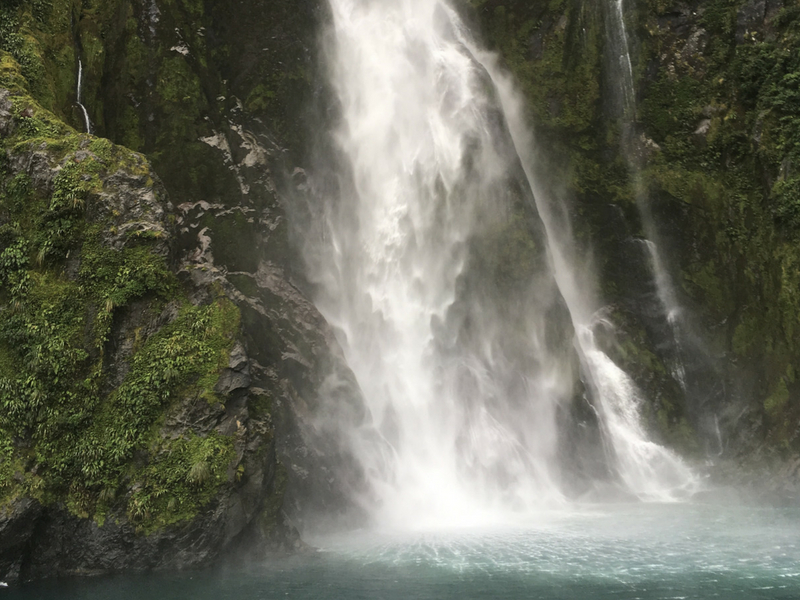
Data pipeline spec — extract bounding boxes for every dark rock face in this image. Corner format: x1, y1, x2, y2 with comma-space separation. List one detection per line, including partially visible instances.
736, 0, 767, 43
0, 90, 365, 583
0, 500, 43, 585
0, 86, 271, 582
456, 0, 800, 469
177, 197, 370, 535
0, 0, 368, 582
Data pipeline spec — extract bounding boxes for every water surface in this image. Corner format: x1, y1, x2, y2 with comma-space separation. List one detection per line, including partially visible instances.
8, 503, 800, 599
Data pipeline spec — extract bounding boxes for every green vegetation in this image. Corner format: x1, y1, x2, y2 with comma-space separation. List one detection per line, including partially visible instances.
0, 0, 80, 119
127, 432, 235, 532
462, 0, 629, 204
0, 56, 240, 528
0, 0, 312, 539
460, 0, 800, 449
634, 2, 800, 446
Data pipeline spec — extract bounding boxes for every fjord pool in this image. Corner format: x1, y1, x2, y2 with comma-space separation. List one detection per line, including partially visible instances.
7, 502, 800, 600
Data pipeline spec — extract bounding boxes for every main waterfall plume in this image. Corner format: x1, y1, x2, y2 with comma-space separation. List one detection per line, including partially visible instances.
300, 0, 697, 528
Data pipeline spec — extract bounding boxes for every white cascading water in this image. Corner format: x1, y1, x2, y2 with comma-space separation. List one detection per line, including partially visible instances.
479, 53, 698, 502
76, 60, 92, 134
307, 0, 697, 528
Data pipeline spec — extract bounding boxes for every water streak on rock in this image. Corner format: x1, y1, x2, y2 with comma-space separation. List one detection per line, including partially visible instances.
77, 59, 92, 134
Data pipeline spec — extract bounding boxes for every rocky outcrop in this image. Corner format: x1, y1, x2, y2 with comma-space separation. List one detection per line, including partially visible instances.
0, 0, 374, 584
0, 36, 365, 582
0, 500, 42, 584
177, 195, 369, 536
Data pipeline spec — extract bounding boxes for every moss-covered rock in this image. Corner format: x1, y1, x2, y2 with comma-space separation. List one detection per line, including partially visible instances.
633, 0, 800, 453
0, 74, 266, 581
1, 0, 369, 583
0, 61, 329, 583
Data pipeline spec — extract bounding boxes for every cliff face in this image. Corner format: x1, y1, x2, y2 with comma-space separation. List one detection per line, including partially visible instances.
0, 0, 366, 585
3, 0, 800, 585
459, 0, 800, 475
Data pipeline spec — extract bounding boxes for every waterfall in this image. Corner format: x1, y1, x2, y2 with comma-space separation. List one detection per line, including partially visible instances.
605, 0, 690, 385
474, 47, 698, 502
304, 0, 697, 528
641, 239, 688, 389
76, 60, 92, 134
604, 0, 724, 445
609, 0, 636, 120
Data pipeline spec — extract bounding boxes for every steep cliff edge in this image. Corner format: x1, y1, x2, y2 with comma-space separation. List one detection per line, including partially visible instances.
4, 0, 800, 585
458, 0, 800, 489
0, 0, 367, 585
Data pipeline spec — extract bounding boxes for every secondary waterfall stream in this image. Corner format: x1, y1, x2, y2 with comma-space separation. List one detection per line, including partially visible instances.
305, 0, 697, 528
76, 59, 92, 134
604, 0, 723, 442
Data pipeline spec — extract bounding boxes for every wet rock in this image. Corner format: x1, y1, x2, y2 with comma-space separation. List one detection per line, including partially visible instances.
0, 79, 365, 587
215, 342, 252, 395
736, 0, 767, 43
0, 499, 43, 585
694, 118, 711, 135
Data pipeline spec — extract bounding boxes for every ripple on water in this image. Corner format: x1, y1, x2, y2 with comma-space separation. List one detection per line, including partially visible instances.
6, 503, 800, 600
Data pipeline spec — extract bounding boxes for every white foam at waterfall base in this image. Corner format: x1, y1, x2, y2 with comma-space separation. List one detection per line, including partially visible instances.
577, 324, 697, 500
308, 0, 697, 529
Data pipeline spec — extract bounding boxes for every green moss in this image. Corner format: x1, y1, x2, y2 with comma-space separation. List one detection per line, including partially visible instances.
626, 1, 800, 442
148, 50, 236, 204
0, 86, 241, 525
248, 391, 273, 420
227, 273, 261, 299
0, 432, 17, 503
67, 297, 238, 494
156, 55, 203, 113
80, 238, 174, 341
476, 1, 602, 133
765, 378, 790, 418
641, 76, 706, 161
245, 83, 276, 113
772, 176, 800, 226
617, 336, 667, 377
0, 51, 29, 92
200, 210, 260, 273
127, 432, 235, 532
259, 460, 287, 535
116, 105, 144, 152
0, 9, 51, 107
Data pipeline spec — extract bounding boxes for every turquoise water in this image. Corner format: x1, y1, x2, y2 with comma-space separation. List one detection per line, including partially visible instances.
8, 503, 800, 599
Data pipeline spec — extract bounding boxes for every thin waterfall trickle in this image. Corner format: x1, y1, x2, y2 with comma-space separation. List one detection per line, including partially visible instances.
610, 0, 636, 119
303, 0, 697, 527
641, 239, 688, 389
605, 0, 689, 385
604, 0, 723, 444
76, 60, 92, 134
